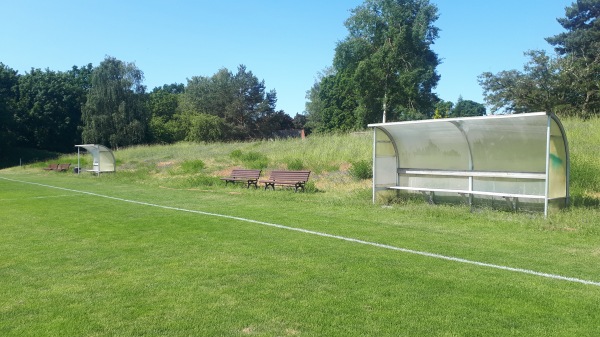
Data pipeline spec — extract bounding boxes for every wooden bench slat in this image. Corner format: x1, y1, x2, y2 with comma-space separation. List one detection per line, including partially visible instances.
43, 163, 59, 171
259, 170, 311, 192
57, 163, 71, 172
221, 169, 261, 188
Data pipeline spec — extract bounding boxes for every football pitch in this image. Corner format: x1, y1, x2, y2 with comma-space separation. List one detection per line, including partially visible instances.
1, 174, 599, 336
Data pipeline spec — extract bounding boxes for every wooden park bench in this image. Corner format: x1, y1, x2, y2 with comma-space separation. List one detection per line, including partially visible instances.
260, 170, 311, 192
57, 163, 71, 172
220, 169, 262, 188
43, 163, 59, 171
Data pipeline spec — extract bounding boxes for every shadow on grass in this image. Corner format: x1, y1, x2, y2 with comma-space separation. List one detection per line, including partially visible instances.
570, 193, 600, 208
0, 147, 61, 169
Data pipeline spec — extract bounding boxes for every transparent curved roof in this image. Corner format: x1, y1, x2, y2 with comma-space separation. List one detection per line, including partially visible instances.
368, 112, 569, 216
75, 144, 116, 173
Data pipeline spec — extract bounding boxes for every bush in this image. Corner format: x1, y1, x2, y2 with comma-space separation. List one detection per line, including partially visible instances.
149, 116, 181, 144
186, 114, 226, 143
349, 159, 372, 180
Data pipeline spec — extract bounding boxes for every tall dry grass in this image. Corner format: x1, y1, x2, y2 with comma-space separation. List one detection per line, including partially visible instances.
19, 117, 600, 205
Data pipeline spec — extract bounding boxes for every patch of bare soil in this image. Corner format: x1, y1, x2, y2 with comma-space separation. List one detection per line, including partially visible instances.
585, 191, 600, 199
214, 167, 237, 177
157, 161, 175, 167
339, 162, 351, 171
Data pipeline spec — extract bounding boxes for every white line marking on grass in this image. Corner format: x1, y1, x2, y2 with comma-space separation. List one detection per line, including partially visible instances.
0, 194, 76, 201
2, 176, 600, 287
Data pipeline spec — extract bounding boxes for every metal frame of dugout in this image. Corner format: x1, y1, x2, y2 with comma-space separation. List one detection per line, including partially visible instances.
368, 112, 570, 217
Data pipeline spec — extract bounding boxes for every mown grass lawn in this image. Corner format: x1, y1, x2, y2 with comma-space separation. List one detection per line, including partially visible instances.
1, 116, 599, 336
1, 172, 599, 336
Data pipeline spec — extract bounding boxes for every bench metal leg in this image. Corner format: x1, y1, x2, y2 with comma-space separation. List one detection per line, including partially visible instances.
503, 196, 518, 211
421, 191, 435, 204
458, 192, 472, 206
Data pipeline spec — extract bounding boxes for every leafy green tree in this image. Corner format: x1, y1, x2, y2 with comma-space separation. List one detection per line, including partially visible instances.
479, 69, 524, 114
181, 65, 279, 140
546, 0, 600, 60
0, 63, 19, 152
304, 68, 332, 132
65, 64, 94, 142
433, 100, 453, 119
479, 1, 599, 117
182, 69, 231, 120
14, 66, 91, 152
149, 83, 184, 118
186, 113, 226, 143
292, 113, 309, 133
451, 97, 486, 117
255, 110, 294, 137
318, 72, 359, 131
432, 108, 444, 119
148, 83, 184, 143
546, 0, 600, 116
314, 0, 440, 129
479, 50, 564, 114
82, 56, 149, 148
149, 109, 185, 144
230, 65, 271, 132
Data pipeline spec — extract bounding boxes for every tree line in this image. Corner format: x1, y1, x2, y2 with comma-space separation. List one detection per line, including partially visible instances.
0, 58, 306, 154
304, 0, 599, 131
1, 0, 598, 156
478, 0, 599, 117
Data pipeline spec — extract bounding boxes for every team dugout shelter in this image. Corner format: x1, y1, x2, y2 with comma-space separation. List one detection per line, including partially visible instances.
75, 144, 116, 175
368, 112, 569, 216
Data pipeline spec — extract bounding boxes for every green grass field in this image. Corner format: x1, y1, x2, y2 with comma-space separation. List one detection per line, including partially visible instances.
1, 117, 600, 336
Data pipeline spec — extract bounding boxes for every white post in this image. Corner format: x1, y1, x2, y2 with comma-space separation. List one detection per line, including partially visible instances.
77, 147, 80, 175
382, 93, 387, 123
372, 127, 377, 204
544, 116, 551, 217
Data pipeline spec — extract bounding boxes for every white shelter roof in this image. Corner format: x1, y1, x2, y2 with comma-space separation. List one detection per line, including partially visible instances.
75, 144, 115, 173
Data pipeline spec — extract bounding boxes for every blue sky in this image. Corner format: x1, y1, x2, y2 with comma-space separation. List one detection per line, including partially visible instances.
1, 0, 570, 116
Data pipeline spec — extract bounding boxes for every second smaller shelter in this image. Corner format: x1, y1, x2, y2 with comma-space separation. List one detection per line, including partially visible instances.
75, 144, 116, 174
